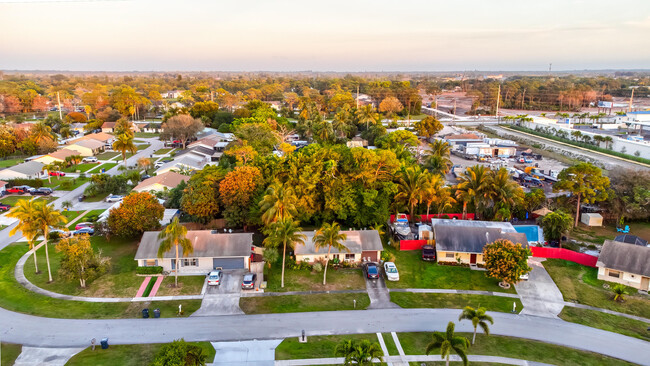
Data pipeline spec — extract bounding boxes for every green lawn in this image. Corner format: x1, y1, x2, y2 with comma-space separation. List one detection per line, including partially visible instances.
0, 242, 200, 318
0, 158, 24, 168
390, 293, 522, 313
41, 176, 89, 190
569, 222, 650, 245
66, 342, 215, 366
1, 343, 21, 366
62, 163, 102, 173
95, 151, 121, 160
78, 209, 106, 222
559, 307, 650, 341
543, 258, 650, 318
0, 195, 56, 206
24, 236, 201, 298
397, 333, 633, 366
87, 162, 118, 174
134, 132, 160, 138
83, 192, 110, 202
153, 148, 175, 155
240, 293, 370, 314
384, 248, 516, 293
265, 262, 366, 292
382, 333, 398, 356
62, 210, 84, 225
275, 334, 378, 360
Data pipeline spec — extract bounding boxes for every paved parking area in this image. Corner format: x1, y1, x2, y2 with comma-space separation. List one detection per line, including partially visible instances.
515, 258, 565, 318
193, 270, 245, 316
364, 264, 399, 309
14, 347, 84, 366
209, 339, 281, 366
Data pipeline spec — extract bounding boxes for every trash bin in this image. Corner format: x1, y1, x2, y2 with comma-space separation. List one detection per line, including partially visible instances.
78, 195, 84, 202
142, 308, 149, 318
100, 338, 109, 349
153, 308, 160, 318
101, 168, 105, 173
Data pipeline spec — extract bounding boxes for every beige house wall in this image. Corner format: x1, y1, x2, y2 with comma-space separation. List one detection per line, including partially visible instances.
296, 252, 361, 264
63, 145, 94, 157
133, 183, 169, 193
138, 256, 249, 275
34, 156, 64, 165
436, 251, 484, 265
597, 267, 649, 291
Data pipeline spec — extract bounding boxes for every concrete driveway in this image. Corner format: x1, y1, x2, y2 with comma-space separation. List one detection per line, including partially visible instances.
209, 340, 281, 366
515, 258, 565, 318
364, 264, 399, 309
193, 270, 245, 316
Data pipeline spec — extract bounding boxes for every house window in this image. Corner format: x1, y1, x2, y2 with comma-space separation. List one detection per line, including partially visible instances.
445, 253, 455, 258
145, 260, 156, 267
608, 270, 620, 278
345, 253, 355, 261
182, 258, 198, 267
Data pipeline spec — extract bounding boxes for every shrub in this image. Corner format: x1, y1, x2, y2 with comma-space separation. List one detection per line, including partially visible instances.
136, 266, 163, 275
312, 262, 323, 273
60, 180, 74, 190
8, 178, 43, 188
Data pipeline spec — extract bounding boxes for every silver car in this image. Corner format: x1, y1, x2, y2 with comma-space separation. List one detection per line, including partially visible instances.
383, 262, 399, 281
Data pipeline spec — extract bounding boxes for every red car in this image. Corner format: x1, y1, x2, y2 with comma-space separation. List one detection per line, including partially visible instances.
49, 171, 66, 177
0, 204, 11, 212
6, 186, 29, 194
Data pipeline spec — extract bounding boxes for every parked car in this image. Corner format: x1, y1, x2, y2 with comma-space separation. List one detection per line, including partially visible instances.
48, 171, 66, 176
7, 186, 31, 194
154, 161, 164, 168
105, 194, 124, 203
241, 273, 257, 289
72, 227, 95, 236
0, 203, 11, 212
82, 157, 98, 163
519, 273, 529, 281
207, 270, 222, 286
364, 262, 379, 279
49, 229, 70, 238
140, 174, 151, 181
74, 222, 94, 230
422, 245, 436, 261
30, 187, 53, 196
383, 262, 399, 281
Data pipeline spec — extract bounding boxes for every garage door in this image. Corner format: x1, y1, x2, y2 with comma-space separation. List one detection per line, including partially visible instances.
213, 257, 245, 270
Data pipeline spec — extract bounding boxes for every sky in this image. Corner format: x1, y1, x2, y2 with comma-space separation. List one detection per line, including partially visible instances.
1, 0, 650, 72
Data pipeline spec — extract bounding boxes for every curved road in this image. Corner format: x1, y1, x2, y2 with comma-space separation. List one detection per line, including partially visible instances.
0, 307, 648, 365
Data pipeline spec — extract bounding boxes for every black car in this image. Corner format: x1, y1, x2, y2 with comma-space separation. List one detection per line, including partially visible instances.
140, 174, 151, 181
30, 187, 53, 196
422, 245, 436, 261
364, 262, 379, 279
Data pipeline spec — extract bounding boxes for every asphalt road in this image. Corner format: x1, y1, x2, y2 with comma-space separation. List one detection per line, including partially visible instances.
0, 307, 648, 365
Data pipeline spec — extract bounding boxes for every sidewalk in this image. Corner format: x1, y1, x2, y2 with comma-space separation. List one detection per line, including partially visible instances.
275, 355, 554, 365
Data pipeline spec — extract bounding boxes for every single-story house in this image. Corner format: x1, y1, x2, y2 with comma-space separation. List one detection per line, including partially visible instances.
70, 123, 86, 133
597, 237, 650, 291
69, 132, 114, 145
0, 180, 7, 193
294, 230, 383, 264
347, 136, 368, 148
63, 139, 105, 156
135, 230, 254, 273
135, 122, 161, 133
102, 121, 139, 134
0, 161, 45, 180
133, 171, 190, 193
431, 219, 528, 265
33, 149, 81, 165
155, 154, 208, 175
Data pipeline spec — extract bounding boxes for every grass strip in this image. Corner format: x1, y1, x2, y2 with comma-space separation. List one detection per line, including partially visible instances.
240, 293, 370, 314
390, 292, 522, 313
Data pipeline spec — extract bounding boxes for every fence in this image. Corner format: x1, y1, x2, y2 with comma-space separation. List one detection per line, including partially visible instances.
399, 239, 433, 251
390, 213, 475, 222
530, 247, 598, 267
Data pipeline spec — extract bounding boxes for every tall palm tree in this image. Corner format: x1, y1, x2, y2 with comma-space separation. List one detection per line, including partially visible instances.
335, 339, 383, 366
313, 222, 348, 285
112, 132, 137, 168
425, 322, 470, 366
7, 199, 41, 273
436, 186, 457, 216
394, 166, 428, 221
332, 107, 352, 138
263, 218, 306, 288
356, 105, 378, 129
31, 121, 55, 143
455, 165, 492, 219
32, 201, 68, 282
157, 217, 193, 287
421, 173, 443, 217
426, 140, 452, 175
259, 182, 298, 226
459, 306, 494, 344
43, 163, 57, 184
490, 168, 524, 219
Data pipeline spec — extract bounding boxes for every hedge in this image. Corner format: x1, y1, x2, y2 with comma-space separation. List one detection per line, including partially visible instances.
7, 178, 44, 188
136, 266, 163, 275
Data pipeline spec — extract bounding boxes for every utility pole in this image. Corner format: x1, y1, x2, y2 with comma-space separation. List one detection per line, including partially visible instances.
628, 88, 634, 113
495, 84, 501, 122
57, 91, 62, 120
521, 88, 526, 110
356, 85, 359, 109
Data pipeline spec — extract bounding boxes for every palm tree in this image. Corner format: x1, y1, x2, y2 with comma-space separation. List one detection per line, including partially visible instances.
259, 182, 299, 226
459, 306, 494, 344
112, 132, 137, 168
436, 187, 457, 216
7, 199, 41, 273
61, 200, 73, 211
263, 219, 306, 288
426, 140, 452, 175
421, 174, 443, 217
490, 168, 524, 219
335, 339, 383, 366
612, 284, 628, 302
394, 166, 428, 221
455, 165, 492, 219
32, 201, 68, 282
356, 105, 378, 129
313, 222, 348, 285
32, 121, 55, 143
157, 217, 193, 287
425, 322, 470, 366
43, 163, 57, 183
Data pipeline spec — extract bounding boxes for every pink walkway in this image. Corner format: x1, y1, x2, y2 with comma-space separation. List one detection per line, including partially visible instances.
135, 276, 152, 297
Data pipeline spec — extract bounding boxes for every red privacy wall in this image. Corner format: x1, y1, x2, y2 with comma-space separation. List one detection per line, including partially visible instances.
530, 247, 598, 267
390, 213, 475, 222
400, 240, 429, 251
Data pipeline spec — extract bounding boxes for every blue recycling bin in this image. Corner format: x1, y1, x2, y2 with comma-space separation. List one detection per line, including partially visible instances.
153, 308, 160, 318
100, 338, 109, 349
142, 308, 149, 318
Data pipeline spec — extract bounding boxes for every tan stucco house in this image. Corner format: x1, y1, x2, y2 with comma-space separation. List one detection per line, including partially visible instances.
132, 171, 190, 193
294, 230, 383, 264
597, 236, 650, 291
63, 139, 105, 156
34, 149, 81, 165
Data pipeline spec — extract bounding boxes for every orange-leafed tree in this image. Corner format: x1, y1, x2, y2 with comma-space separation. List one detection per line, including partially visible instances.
482, 239, 531, 289
219, 166, 262, 228
107, 192, 164, 238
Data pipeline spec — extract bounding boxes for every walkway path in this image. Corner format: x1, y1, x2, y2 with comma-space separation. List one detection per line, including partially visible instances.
276, 355, 554, 365
209, 339, 281, 366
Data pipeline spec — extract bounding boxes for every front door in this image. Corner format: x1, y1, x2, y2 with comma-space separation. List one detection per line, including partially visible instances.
641, 276, 650, 291
470, 254, 477, 264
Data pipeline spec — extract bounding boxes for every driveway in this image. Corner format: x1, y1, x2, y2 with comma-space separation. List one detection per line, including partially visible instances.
193, 270, 245, 316
514, 258, 565, 318
364, 266, 399, 309
209, 339, 281, 366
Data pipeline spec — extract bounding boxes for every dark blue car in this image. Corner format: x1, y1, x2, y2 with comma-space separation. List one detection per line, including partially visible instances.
364, 262, 379, 279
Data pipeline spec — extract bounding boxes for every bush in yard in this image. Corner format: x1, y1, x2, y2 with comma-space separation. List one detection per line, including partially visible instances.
59, 179, 74, 190
136, 266, 163, 275
482, 239, 531, 289
151, 339, 207, 366
312, 262, 323, 273
55, 235, 110, 288
7, 178, 43, 188
107, 191, 164, 238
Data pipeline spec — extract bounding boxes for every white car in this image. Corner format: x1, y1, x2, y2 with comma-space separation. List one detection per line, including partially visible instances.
519, 273, 530, 281
82, 157, 98, 163
207, 270, 222, 286
383, 262, 399, 281
105, 194, 124, 203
